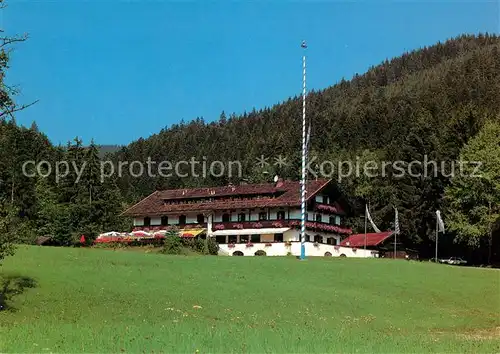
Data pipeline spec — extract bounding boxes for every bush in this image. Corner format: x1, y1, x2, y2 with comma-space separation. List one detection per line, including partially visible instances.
193, 238, 206, 253
161, 236, 183, 255
206, 237, 219, 255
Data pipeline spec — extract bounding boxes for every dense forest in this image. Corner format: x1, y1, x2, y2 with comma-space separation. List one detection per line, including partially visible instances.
1, 32, 499, 264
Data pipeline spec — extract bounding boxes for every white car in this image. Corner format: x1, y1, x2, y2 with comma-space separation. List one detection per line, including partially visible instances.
440, 257, 467, 265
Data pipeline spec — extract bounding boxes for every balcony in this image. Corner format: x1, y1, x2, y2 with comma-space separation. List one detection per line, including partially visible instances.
314, 203, 339, 214
212, 220, 352, 235
132, 219, 352, 236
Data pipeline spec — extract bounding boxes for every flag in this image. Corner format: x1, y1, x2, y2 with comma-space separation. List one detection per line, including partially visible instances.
366, 204, 381, 233
394, 207, 400, 235
301, 40, 307, 48
436, 210, 445, 233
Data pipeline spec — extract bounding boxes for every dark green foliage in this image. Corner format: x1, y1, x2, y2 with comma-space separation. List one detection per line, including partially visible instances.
0, 204, 18, 264
160, 236, 218, 255
161, 236, 183, 255
206, 237, 219, 255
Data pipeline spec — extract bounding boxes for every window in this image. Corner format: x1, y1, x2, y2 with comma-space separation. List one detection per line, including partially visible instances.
277, 210, 286, 220
335, 216, 341, 225
314, 235, 323, 243
161, 216, 168, 226
305, 234, 310, 242
222, 213, 230, 222
251, 234, 261, 243
327, 237, 337, 245
315, 214, 322, 222
305, 213, 309, 221
322, 195, 328, 204
238, 213, 246, 222
215, 236, 226, 244
197, 214, 205, 224
144, 217, 151, 227
329, 216, 335, 225
239, 235, 249, 243
274, 233, 283, 242
178, 215, 186, 225
259, 212, 267, 221
228, 235, 237, 244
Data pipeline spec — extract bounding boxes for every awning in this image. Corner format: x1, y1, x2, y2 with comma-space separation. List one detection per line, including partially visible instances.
179, 229, 205, 238
211, 227, 290, 236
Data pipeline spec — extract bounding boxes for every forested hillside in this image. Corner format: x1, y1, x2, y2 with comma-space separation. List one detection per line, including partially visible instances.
1, 33, 499, 263
114, 34, 500, 260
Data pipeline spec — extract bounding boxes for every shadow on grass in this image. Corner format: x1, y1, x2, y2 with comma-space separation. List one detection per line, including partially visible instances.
0, 274, 37, 311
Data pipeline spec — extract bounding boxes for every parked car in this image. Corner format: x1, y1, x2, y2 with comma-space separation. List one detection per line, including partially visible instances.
439, 257, 467, 265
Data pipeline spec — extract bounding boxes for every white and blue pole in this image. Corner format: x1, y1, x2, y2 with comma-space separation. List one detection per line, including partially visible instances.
300, 41, 307, 260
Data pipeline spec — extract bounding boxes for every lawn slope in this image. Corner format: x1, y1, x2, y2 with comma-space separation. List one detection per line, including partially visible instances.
0, 246, 499, 353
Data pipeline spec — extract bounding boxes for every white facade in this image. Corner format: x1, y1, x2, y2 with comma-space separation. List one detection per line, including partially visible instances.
216, 228, 376, 257
135, 208, 340, 227
219, 242, 377, 258
133, 206, 373, 258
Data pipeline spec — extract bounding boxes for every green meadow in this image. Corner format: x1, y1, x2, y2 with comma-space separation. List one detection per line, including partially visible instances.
0, 246, 498, 353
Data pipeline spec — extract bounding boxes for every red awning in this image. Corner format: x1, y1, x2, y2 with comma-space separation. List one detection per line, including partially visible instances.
340, 231, 393, 247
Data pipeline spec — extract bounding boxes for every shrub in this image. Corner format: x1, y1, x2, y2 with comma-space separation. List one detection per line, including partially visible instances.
206, 237, 219, 255
161, 236, 183, 255
193, 238, 206, 253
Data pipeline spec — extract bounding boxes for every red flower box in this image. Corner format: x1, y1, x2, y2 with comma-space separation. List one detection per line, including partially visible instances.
334, 245, 340, 250
228, 243, 235, 248
251, 222, 263, 228
271, 221, 284, 228
316, 204, 338, 213
265, 243, 273, 247
232, 223, 244, 229
246, 243, 254, 248
214, 224, 225, 230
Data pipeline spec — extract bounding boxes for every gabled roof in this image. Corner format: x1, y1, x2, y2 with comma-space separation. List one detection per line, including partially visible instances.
122, 179, 333, 217
339, 231, 393, 247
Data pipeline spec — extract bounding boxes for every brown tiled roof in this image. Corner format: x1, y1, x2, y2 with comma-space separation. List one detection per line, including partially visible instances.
122, 179, 331, 217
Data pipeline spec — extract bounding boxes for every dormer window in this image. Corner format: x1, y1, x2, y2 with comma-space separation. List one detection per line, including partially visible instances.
238, 213, 246, 222
144, 217, 151, 227
277, 211, 285, 220
258, 212, 267, 221
222, 213, 230, 222
161, 216, 169, 226
315, 214, 322, 222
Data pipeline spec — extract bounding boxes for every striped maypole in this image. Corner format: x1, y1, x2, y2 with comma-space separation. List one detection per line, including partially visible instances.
300, 40, 307, 260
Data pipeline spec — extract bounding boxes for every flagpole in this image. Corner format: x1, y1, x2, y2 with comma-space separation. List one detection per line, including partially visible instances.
435, 217, 438, 262
299, 41, 307, 261
364, 204, 367, 252
394, 220, 396, 260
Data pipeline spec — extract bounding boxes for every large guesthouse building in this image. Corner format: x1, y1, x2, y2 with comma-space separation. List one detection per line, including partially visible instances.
122, 179, 380, 257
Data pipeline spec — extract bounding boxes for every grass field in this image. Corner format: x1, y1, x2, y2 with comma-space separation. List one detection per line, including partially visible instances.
0, 246, 499, 353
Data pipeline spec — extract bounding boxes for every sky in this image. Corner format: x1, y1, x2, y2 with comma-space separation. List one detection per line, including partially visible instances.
3, 0, 499, 146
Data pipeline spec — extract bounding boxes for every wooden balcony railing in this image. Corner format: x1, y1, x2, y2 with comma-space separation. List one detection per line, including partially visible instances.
133, 219, 352, 235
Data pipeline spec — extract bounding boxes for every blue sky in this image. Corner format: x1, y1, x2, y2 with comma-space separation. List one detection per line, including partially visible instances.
4, 1, 499, 146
